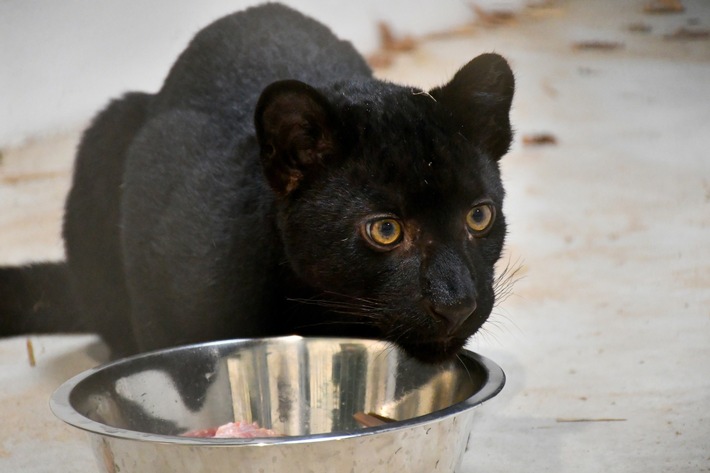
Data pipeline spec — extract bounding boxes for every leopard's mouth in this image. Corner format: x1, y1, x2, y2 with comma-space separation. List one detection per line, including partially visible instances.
384, 310, 488, 363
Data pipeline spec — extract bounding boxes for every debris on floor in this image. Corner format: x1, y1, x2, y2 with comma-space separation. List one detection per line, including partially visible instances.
572, 40, 625, 51
522, 133, 558, 146
663, 27, 710, 40
643, 0, 685, 14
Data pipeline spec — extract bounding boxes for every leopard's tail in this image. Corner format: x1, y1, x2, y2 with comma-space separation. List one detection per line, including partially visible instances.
0, 262, 88, 336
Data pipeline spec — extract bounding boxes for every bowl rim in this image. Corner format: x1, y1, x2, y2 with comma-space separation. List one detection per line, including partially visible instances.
50, 336, 505, 446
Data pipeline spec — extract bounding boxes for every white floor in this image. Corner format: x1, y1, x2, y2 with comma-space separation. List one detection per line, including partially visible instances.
1, 1, 709, 472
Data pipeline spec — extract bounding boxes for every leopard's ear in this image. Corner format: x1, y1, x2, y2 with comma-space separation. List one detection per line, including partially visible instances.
429, 53, 515, 160
255, 80, 338, 196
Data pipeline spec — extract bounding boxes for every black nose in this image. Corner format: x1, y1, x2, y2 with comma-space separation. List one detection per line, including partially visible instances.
426, 299, 477, 335
419, 245, 478, 335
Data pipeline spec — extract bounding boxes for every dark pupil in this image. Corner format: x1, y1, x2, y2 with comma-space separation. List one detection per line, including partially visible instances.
472, 208, 484, 222
379, 221, 395, 237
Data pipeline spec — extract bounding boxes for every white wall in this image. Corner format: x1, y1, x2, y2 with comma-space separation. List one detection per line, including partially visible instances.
0, 0, 523, 147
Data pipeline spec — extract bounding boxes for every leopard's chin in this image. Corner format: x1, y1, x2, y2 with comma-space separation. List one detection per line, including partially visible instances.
395, 336, 469, 364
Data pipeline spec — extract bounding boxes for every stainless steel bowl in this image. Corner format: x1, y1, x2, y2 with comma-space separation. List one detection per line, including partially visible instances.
51, 336, 504, 473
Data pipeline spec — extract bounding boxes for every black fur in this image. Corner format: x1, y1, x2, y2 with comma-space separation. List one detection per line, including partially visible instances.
0, 4, 514, 363
0, 263, 77, 334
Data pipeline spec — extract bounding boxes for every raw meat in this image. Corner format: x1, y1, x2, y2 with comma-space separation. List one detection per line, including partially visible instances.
182, 421, 280, 438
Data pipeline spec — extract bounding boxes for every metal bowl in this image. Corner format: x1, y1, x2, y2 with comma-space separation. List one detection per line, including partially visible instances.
51, 336, 504, 473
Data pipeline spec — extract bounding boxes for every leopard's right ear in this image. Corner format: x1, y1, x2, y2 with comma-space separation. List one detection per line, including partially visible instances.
255, 80, 339, 196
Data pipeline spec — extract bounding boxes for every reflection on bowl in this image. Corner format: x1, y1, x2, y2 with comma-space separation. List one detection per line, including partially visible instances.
51, 336, 504, 473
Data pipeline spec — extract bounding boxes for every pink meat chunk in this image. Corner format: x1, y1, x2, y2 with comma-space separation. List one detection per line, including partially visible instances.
182, 421, 280, 438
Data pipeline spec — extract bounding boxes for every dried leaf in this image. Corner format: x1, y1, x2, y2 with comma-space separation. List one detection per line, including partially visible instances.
523, 133, 558, 146
378, 22, 417, 52
664, 27, 710, 41
471, 3, 517, 26
644, 0, 684, 14
628, 22, 653, 33
572, 40, 624, 51
367, 51, 394, 69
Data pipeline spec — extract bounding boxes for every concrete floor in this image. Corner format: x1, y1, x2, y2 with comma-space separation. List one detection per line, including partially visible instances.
1, 1, 709, 472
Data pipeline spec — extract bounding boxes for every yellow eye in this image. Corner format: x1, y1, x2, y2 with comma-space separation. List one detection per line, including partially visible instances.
365, 218, 403, 248
466, 204, 495, 235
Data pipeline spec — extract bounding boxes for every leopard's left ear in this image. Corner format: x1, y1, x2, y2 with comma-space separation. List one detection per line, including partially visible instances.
429, 53, 515, 160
